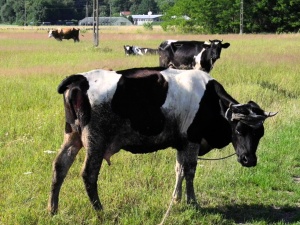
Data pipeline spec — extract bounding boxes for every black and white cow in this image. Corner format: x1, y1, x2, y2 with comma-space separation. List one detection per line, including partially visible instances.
158, 40, 230, 72
124, 45, 143, 56
48, 67, 276, 214
124, 45, 158, 55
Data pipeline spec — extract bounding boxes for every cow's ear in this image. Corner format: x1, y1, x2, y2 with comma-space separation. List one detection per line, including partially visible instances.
222, 43, 230, 48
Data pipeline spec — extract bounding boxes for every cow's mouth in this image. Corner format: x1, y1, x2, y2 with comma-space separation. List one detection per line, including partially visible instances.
238, 154, 257, 167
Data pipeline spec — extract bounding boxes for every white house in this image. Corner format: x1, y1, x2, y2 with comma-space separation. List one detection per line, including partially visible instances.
131, 11, 162, 25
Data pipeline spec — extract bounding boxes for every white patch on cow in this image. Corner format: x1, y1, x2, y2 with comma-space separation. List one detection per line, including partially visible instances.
204, 41, 210, 45
167, 40, 177, 45
193, 48, 206, 70
133, 46, 143, 55
161, 68, 213, 133
80, 70, 121, 106
125, 46, 130, 50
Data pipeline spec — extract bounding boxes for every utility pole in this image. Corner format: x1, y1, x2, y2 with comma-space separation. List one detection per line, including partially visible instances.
24, 0, 27, 26
93, 0, 99, 47
240, 0, 243, 34
86, 0, 88, 21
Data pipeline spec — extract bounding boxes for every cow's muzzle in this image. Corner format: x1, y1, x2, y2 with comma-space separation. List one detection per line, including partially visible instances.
238, 154, 257, 167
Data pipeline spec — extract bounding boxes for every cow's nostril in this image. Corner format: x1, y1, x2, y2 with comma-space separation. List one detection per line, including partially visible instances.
241, 155, 248, 164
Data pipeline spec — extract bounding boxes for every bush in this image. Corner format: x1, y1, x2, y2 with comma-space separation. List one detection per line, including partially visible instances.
143, 22, 153, 30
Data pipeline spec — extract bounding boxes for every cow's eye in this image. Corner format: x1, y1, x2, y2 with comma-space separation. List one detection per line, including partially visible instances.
235, 129, 242, 135
235, 122, 245, 135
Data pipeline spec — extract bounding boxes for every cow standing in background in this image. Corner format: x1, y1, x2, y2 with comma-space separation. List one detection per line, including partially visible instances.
48, 67, 276, 214
158, 39, 230, 72
48, 28, 80, 42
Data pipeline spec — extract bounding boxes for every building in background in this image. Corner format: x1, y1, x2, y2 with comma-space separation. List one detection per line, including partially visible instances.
131, 11, 162, 25
79, 17, 132, 26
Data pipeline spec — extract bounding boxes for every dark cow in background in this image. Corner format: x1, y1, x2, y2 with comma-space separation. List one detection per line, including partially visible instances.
124, 45, 158, 55
48, 67, 276, 214
158, 39, 230, 72
48, 28, 80, 42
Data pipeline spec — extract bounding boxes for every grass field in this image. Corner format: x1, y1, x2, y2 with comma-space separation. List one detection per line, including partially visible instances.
0, 26, 299, 225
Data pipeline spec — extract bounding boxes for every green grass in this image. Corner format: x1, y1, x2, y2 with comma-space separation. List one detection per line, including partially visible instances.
0, 28, 299, 224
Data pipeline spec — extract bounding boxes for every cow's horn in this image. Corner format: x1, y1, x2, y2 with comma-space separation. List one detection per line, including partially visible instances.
264, 111, 278, 117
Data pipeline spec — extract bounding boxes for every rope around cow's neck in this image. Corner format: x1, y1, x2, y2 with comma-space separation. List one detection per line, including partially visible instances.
198, 152, 236, 161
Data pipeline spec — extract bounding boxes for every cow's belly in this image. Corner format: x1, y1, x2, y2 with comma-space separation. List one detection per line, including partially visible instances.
121, 116, 181, 153
88, 105, 181, 155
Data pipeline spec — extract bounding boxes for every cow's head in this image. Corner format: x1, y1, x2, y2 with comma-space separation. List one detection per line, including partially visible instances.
48, 29, 58, 38
193, 40, 230, 72
48, 29, 54, 38
203, 39, 230, 62
224, 101, 277, 167
124, 45, 134, 56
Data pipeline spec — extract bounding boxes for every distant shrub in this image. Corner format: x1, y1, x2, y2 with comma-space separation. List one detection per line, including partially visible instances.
143, 22, 153, 31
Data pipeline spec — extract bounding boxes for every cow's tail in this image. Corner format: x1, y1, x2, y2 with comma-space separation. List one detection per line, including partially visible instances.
58, 75, 91, 134
58, 74, 86, 94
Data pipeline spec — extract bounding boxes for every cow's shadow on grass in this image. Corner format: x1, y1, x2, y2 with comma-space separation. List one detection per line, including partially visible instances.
198, 203, 300, 224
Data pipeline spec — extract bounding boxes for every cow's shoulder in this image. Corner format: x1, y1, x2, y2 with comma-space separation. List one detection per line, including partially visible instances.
187, 79, 232, 148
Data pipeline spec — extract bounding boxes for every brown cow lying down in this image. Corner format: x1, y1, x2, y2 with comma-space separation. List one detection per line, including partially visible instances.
48, 28, 80, 42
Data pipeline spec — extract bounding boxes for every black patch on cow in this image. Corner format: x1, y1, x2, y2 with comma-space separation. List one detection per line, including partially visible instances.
187, 80, 238, 151
58, 74, 91, 133
112, 69, 168, 136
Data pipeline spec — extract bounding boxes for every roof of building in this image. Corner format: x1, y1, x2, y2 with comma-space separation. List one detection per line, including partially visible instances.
131, 15, 162, 19
79, 17, 132, 25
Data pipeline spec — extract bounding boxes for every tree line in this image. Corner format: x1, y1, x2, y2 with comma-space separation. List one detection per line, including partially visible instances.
0, 0, 299, 33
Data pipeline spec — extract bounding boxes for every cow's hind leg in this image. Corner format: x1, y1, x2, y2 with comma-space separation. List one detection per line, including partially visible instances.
48, 130, 82, 214
81, 137, 105, 211
173, 143, 199, 206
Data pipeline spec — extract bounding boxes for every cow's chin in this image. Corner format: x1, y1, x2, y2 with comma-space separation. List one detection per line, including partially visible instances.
237, 154, 257, 167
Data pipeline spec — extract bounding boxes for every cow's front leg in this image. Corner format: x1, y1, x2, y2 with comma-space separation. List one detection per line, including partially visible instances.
174, 143, 199, 206
48, 130, 82, 215
184, 144, 199, 205
81, 140, 104, 211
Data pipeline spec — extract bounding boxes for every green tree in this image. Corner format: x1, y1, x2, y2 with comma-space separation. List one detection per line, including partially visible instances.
0, 2, 15, 24
154, 0, 175, 13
